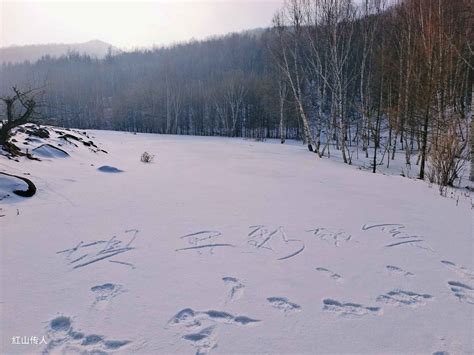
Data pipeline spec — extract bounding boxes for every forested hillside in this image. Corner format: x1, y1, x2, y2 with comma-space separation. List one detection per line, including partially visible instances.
0, 40, 118, 64
0, 32, 285, 137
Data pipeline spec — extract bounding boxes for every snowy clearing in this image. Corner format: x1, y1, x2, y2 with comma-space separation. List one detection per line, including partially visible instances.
0, 129, 472, 355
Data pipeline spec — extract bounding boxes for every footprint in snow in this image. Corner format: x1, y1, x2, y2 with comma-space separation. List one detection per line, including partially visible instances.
90, 283, 125, 308
447, 281, 474, 305
441, 260, 474, 280
43, 316, 131, 354
315, 267, 342, 281
267, 297, 301, 314
322, 299, 381, 317
222, 277, 245, 303
167, 307, 260, 354
376, 290, 433, 307
167, 308, 260, 328
182, 325, 218, 355
386, 265, 415, 277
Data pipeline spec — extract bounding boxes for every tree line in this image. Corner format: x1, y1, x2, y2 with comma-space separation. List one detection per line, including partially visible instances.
1, 32, 302, 140
0, 0, 472, 184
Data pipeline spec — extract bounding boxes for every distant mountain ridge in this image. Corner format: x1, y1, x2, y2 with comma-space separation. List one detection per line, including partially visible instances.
0, 40, 119, 64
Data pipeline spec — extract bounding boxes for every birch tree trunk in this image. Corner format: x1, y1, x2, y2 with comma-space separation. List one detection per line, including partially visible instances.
278, 80, 287, 144
470, 84, 474, 182
272, 4, 316, 153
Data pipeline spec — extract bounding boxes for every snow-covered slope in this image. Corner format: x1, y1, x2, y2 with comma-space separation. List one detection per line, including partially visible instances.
0, 130, 472, 354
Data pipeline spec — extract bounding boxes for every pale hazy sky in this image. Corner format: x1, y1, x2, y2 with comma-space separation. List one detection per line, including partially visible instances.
0, 0, 285, 49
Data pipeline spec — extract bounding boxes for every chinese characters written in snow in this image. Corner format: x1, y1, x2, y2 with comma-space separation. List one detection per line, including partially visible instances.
56, 229, 138, 270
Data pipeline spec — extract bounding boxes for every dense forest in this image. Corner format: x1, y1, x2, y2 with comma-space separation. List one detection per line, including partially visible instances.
0, 32, 286, 138
0, 0, 472, 183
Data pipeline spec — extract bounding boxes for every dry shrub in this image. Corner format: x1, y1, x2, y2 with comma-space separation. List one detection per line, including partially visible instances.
427, 126, 467, 192
140, 151, 154, 163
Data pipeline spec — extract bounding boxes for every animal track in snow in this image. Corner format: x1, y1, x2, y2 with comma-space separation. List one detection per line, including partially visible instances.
222, 277, 245, 303
266, 297, 301, 313
167, 307, 260, 354
447, 281, 474, 305
90, 283, 125, 307
386, 265, 415, 277
322, 299, 381, 317
315, 267, 342, 281
441, 260, 474, 280
43, 315, 131, 354
376, 290, 433, 307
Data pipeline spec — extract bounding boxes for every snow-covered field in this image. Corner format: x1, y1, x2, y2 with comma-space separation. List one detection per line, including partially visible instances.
0, 129, 472, 355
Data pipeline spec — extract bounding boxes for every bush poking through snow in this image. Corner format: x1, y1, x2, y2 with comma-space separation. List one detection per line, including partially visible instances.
141, 152, 154, 163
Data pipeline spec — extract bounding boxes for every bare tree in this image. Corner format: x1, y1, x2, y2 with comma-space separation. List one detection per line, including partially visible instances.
272, 2, 317, 152
214, 72, 246, 137
278, 79, 288, 143
359, 0, 384, 158
0, 87, 42, 155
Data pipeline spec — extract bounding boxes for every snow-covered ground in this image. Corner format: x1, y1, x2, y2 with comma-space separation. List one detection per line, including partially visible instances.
0, 128, 472, 355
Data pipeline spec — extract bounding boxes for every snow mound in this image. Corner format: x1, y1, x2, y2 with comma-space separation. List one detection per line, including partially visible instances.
0, 174, 27, 198
0, 172, 36, 198
3, 124, 107, 159
97, 165, 123, 173
33, 144, 69, 158
25, 137, 44, 144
